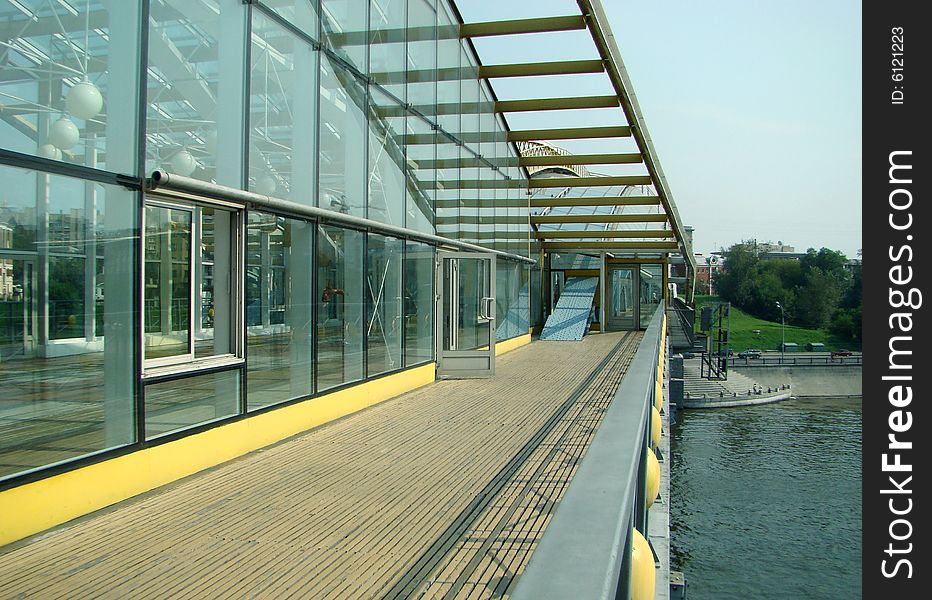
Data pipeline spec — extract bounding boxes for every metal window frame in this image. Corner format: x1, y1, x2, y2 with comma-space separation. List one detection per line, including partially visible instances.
140, 195, 246, 379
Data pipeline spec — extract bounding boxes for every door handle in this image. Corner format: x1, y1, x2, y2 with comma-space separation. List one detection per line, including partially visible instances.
482, 297, 495, 320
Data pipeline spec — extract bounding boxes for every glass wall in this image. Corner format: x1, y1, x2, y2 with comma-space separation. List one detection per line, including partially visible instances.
367, 233, 404, 376
146, 0, 247, 187
639, 264, 664, 328
0, 164, 136, 480
247, 213, 315, 411
249, 9, 318, 202
145, 370, 240, 438
317, 225, 364, 390
0, 0, 533, 484
404, 241, 433, 365
0, 1, 142, 176
321, 0, 368, 74
319, 53, 368, 218
368, 87, 406, 226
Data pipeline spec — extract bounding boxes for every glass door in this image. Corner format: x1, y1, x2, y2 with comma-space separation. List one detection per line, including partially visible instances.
437, 252, 495, 378
607, 267, 637, 331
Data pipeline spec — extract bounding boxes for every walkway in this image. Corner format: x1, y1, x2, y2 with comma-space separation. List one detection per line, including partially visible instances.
0, 332, 642, 599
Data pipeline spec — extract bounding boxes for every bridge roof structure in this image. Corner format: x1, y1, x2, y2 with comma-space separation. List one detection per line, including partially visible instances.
454, 0, 695, 270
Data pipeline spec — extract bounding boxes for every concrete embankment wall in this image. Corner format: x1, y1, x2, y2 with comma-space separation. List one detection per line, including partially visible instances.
733, 365, 861, 397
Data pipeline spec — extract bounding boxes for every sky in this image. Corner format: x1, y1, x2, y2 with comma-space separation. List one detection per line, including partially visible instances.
458, 0, 863, 258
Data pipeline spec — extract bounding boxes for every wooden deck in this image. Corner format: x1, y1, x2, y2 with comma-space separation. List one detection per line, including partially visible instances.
0, 331, 642, 599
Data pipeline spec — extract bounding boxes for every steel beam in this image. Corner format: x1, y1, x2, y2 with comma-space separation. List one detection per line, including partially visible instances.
508, 126, 631, 141
578, 0, 696, 273
459, 15, 587, 38
478, 59, 604, 79
529, 175, 653, 188
530, 196, 660, 207
532, 214, 668, 224
536, 230, 674, 239
542, 241, 679, 250
495, 95, 620, 112
520, 153, 642, 167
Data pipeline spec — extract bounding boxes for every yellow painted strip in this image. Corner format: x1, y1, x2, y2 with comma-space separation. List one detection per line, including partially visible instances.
0, 363, 436, 548
496, 333, 532, 356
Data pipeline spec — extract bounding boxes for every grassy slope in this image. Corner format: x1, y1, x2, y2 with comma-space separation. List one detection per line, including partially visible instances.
693, 295, 858, 352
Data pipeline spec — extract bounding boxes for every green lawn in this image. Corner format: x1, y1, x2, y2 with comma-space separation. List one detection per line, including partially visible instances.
692, 295, 858, 353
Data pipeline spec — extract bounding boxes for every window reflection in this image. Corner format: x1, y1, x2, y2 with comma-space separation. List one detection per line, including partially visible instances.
0, 164, 136, 480
0, 0, 141, 174
367, 234, 403, 376
317, 224, 364, 390
404, 241, 433, 365
319, 55, 367, 218
249, 10, 318, 203
247, 213, 315, 410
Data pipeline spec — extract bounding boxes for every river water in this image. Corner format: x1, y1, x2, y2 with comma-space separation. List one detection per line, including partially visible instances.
670, 396, 862, 599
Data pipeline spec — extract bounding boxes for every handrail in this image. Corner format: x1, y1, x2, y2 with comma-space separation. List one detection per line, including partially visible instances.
727, 355, 862, 367
511, 306, 664, 599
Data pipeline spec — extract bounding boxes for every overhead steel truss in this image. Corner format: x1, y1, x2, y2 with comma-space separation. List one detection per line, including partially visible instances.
457, 0, 695, 269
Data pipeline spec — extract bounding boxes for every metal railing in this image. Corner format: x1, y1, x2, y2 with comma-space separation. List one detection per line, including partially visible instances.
667, 296, 695, 347
511, 306, 664, 599
727, 354, 862, 367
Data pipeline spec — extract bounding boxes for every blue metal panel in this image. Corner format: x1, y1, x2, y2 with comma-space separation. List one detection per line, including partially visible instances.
540, 276, 598, 341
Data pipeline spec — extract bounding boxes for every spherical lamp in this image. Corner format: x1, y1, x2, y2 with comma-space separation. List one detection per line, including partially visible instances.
654, 378, 664, 412
169, 149, 197, 176
630, 528, 656, 600
48, 117, 80, 150
651, 405, 662, 449
66, 81, 103, 121
38, 144, 62, 161
646, 447, 660, 508
256, 174, 277, 195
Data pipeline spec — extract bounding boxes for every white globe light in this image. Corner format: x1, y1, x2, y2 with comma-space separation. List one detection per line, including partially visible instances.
38, 144, 62, 161
65, 81, 104, 120
48, 117, 80, 150
256, 175, 277, 195
170, 149, 197, 176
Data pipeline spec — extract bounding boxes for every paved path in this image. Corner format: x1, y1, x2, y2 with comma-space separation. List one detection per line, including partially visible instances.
1, 332, 642, 599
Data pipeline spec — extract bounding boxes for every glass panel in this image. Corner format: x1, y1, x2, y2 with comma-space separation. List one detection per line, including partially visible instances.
611, 268, 635, 325
247, 213, 315, 410
366, 233, 403, 376
404, 241, 433, 366
144, 205, 191, 360
145, 369, 240, 438
319, 54, 367, 217
316, 225, 364, 390
0, 164, 136, 480
260, 0, 319, 39
368, 87, 406, 226
639, 264, 663, 328
0, 0, 141, 175
432, 3, 458, 240
444, 257, 489, 351
320, 0, 368, 74
406, 0, 436, 109
194, 207, 235, 359
249, 10, 318, 203
405, 116, 435, 233
495, 259, 508, 342
147, 0, 247, 186
370, 0, 406, 99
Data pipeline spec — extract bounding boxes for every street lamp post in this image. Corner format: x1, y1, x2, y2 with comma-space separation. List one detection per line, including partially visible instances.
776, 301, 785, 364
